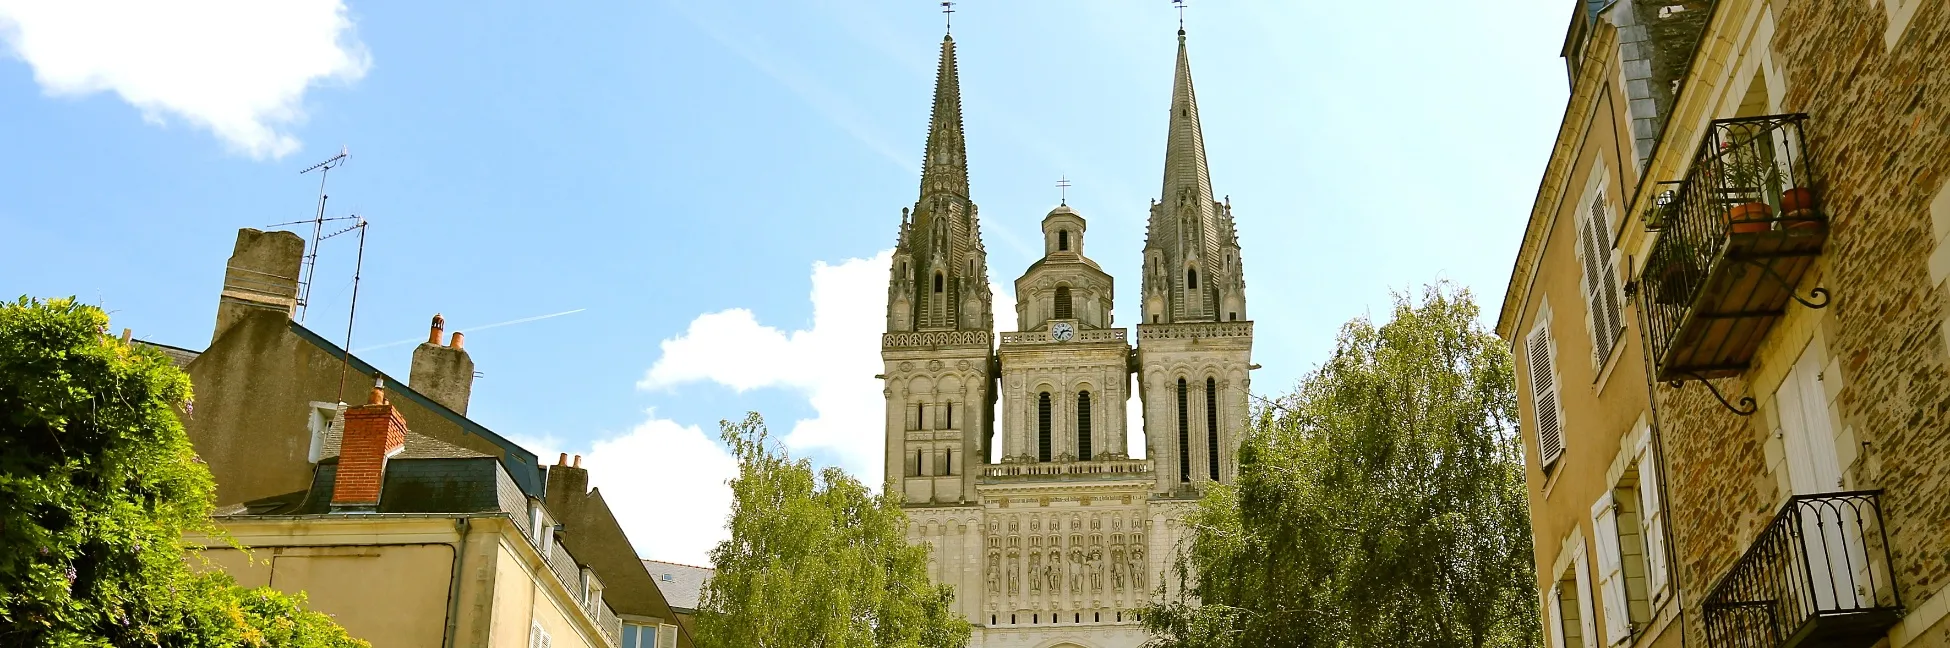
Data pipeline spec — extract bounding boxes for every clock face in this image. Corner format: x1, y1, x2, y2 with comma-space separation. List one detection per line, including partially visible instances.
1051, 322, 1075, 342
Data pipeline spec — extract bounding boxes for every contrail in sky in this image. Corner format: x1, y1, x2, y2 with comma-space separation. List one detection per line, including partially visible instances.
353, 308, 587, 353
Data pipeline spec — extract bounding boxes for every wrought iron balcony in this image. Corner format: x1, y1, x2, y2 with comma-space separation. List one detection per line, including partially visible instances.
1704, 491, 1901, 648
1641, 114, 1829, 386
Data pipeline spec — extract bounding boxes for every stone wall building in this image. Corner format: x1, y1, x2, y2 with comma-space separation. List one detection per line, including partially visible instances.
882, 26, 1253, 648
154, 230, 693, 648
1502, 1, 1950, 647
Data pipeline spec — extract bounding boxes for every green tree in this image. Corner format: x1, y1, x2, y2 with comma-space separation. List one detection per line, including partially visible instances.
0, 297, 364, 647
1143, 284, 1538, 648
697, 413, 968, 648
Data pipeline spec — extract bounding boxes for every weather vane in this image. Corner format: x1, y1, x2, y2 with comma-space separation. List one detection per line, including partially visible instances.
942, 1, 955, 33
1057, 175, 1072, 206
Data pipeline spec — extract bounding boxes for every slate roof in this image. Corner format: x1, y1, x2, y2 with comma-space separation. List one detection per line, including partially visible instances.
315, 422, 493, 461
640, 560, 714, 613
133, 339, 202, 368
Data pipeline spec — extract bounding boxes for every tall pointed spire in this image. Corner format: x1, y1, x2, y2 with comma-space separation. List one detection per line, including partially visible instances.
1159, 30, 1213, 209
1143, 28, 1247, 325
920, 35, 969, 200
887, 32, 990, 334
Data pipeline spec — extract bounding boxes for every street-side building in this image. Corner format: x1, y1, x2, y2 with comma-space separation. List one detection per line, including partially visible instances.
1504, 1, 1950, 647
880, 25, 1253, 648
157, 229, 695, 647
641, 560, 713, 638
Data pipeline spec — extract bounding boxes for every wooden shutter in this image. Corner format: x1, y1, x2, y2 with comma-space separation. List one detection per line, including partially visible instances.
1638, 449, 1669, 599
1574, 551, 1599, 648
658, 624, 678, 648
1576, 193, 1624, 366
1527, 325, 1566, 467
1592, 494, 1631, 644
1547, 584, 1568, 648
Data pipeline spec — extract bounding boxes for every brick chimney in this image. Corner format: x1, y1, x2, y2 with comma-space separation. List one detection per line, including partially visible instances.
214, 228, 305, 344
331, 377, 408, 511
410, 313, 476, 415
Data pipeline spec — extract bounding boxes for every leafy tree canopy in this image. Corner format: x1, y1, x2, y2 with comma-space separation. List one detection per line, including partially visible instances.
1, 297, 364, 647
1142, 284, 1538, 648
697, 413, 969, 648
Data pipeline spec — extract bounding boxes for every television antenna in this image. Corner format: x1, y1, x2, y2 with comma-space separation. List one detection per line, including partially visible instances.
293, 146, 349, 322
315, 215, 369, 403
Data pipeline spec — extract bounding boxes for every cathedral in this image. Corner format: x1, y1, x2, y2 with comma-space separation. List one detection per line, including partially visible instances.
881, 25, 1255, 648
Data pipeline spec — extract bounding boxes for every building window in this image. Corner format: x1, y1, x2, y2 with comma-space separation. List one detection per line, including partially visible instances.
934, 272, 944, 293
1186, 268, 1198, 290
1058, 229, 1070, 251
911, 449, 923, 477
1206, 378, 1220, 481
945, 402, 953, 429
1054, 286, 1073, 320
1593, 454, 1665, 643
1038, 392, 1053, 462
1177, 378, 1190, 483
916, 403, 925, 430
1526, 318, 1566, 470
1077, 391, 1093, 461
1549, 551, 1597, 648
1574, 189, 1625, 368
530, 621, 553, 648
944, 447, 954, 475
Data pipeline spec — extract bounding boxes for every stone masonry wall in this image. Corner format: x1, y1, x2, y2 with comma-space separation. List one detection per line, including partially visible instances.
1656, 0, 1950, 640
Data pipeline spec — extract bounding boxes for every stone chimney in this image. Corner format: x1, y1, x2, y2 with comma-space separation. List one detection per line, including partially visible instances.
331, 377, 408, 511
410, 313, 476, 415
214, 228, 305, 344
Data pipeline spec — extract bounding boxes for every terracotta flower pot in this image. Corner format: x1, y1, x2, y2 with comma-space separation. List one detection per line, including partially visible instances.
1725, 202, 1773, 234
1781, 186, 1823, 230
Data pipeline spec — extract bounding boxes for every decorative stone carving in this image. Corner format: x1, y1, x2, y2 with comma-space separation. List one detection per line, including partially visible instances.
1069, 547, 1085, 593
1111, 547, 1127, 592
1088, 546, 1103, 592
1028, 552, 1042, 592
986, 552, 999, 594
1129, 545, 1146, 590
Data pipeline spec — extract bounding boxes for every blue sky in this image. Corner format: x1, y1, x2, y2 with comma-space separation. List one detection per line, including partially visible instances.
0, 1, 1571, 564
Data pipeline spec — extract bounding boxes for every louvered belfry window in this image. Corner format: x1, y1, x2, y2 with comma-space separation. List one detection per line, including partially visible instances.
1527, 322, 1565, 468
1054, 286, 1073, 320
1576, 191, 1625, 367
1206, 378, 1220, 481
1038, 392, 1053, 462
1076, 391, 1093, 461
1177, 378, 1191, 482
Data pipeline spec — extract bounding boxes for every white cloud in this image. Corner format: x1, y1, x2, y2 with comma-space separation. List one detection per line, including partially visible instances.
0, 0, 370, 159
640, 250, 893, 479
513, 410, 737, 567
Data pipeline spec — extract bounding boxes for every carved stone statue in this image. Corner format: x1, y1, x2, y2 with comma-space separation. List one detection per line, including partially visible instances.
1046, 551, 1062, 593
1110, 548, 1127, 591
1129, 545, 1146, 590
986, 552, 999, 594
1007, 553, 1019, 595
1088, 547, 1104, 592
1028, 552, 1042, 593
1069, 547, 1085, 593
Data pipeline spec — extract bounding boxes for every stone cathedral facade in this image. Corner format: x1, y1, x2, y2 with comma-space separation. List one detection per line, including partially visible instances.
881, 29, 1254, 648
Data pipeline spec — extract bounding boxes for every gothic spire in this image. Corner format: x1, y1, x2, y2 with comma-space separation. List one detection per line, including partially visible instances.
920, 35, 969, 200
1159, 30, 1212, 209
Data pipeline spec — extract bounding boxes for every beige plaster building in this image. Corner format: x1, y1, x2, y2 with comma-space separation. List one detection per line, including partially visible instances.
153, 230, 692, 648
1503, 1, 1950, 647
882, 28, 1252, 648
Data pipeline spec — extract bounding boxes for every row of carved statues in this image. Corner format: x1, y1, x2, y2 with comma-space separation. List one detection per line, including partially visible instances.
986, 542, 1146, 597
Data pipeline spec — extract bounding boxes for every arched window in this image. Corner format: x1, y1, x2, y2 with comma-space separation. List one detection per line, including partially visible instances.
1207, 378, 1220, 481
1076, 391, 1093, 461
1186, 268, 1199, 290
1053, 286, 1073, 320
1176, 378, 1190, 483
945, 402, 953, 429
1038, 392, 1053, 463
1058, 229, 1070, 251
934, 273, 944, 293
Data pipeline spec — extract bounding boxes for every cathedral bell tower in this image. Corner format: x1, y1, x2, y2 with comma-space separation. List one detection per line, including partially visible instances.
882, 34, 995, 505
1137, 29, 1254, 497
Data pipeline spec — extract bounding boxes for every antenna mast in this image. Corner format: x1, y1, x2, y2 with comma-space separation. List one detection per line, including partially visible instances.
322, 215, 369, 403
296, 146, 350, 322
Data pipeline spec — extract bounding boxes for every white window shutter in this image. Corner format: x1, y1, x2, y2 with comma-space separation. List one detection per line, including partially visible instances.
658, 624, 678, 648
1591, 494, 1630, 644
1639, 450, 1669, 598
1591, 194, 1624, 354
1574, 550, 1599, 648
1547, 585, 1568, 648
1527, 325, 1566, 467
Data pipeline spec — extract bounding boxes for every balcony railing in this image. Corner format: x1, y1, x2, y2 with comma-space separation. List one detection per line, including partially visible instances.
980, 459, 1153, 481
1704, 491, 1901, 648
1641, 114, 1829, 383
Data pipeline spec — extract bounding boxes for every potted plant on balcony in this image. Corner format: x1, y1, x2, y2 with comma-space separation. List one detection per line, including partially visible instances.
1645, 239, 1704, 306
1718, 146, 1784, 235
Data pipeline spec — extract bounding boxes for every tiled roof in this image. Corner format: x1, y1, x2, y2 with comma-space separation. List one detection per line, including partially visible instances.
640, 560, 714, 612
133, 339, 202, 368
317, 421, 493, 461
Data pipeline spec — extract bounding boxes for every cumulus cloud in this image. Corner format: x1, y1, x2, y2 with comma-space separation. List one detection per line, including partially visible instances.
512, 411, 737, 566
0, 0, 370, 159
640, 250, 893, 479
